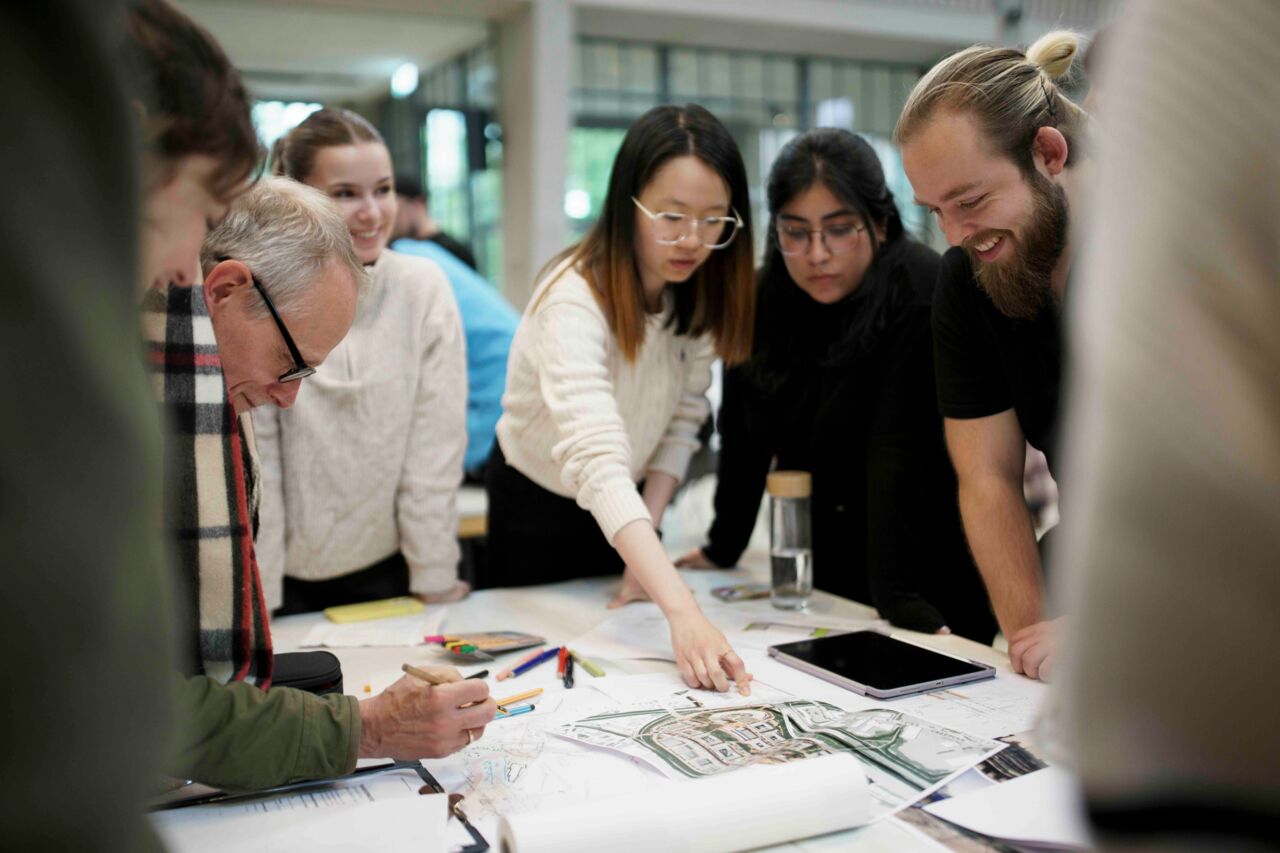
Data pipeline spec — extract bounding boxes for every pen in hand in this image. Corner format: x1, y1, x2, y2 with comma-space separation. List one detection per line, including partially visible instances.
401, 664, 487, 683
401, 663, 491, 710
401, 663, 449, 685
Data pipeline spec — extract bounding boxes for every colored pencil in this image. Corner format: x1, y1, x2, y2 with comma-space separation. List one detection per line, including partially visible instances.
495, 687, 543, 708
510, 646, 560, 678
497, 701, 534, 714
496, 647, 547, 681
401, 663, 448, 685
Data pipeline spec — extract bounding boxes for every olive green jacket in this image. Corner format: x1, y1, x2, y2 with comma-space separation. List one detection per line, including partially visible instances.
171, 675, 362, 792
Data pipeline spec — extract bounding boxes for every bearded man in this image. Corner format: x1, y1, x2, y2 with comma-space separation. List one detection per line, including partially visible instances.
895, 30, 1092, 681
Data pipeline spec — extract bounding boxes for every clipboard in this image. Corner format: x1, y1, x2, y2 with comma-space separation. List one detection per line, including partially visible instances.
152, 759, 489, 852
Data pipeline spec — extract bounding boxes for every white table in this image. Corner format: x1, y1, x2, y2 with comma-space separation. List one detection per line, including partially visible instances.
271, 562, 1019, 852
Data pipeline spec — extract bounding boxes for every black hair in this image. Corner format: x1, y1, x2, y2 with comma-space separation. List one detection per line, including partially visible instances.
542, 103, 756, 364
750, 128, 916, 380
394, 174, 427, 202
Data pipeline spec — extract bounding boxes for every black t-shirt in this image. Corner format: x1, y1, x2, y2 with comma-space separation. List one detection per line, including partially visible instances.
932, 247, 1063, 473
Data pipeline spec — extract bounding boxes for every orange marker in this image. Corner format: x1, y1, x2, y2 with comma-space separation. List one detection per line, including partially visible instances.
556, 646, 569, 676
495, 687, 543, 709
496, 648, 546, 681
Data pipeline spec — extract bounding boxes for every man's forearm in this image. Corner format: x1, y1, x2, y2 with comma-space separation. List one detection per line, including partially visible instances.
957, 474, 1045, 638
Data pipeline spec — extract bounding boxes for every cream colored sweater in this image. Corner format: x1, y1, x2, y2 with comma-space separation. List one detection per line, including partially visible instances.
253, 249, 467, 609
496, 263, 715, 542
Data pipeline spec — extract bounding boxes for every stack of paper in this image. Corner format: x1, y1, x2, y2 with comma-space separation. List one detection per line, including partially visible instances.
923, 766, 1092, 849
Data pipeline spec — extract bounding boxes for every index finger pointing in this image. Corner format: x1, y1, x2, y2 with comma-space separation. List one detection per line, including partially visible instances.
706, 652, 730, 693
720, 650, 752, 696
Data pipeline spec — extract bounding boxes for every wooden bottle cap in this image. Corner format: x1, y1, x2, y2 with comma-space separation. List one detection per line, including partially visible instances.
766, 471, 811, 498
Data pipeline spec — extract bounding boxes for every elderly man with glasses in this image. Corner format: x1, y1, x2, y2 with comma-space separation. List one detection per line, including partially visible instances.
144, 177, 495, 792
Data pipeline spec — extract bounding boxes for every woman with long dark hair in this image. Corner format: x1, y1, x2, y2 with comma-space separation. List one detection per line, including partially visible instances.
487, 104, 757, 692
678, 129, 997, 642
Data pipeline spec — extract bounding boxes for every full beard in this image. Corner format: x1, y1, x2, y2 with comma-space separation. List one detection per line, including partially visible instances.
967, 171, 1069, 320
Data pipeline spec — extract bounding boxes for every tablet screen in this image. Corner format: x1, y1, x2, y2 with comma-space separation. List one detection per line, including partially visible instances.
771, 631, 988, 690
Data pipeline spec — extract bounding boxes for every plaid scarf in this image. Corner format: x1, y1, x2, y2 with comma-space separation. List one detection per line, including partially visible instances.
142, 283, 273, 688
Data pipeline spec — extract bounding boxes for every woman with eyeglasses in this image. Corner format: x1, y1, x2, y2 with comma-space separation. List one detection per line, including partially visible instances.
486, 104, 756, 693
677, 129, 997, 643
257, 108, 470, 614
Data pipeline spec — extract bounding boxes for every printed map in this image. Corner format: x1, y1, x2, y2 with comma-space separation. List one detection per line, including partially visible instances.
557, 700, 1003, 816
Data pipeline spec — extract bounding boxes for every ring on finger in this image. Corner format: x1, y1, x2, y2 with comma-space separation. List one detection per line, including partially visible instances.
466, 729, 475, 746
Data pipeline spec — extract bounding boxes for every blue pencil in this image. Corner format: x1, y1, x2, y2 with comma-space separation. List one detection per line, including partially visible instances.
496, 704, 535, 719
511, 646, 561, 678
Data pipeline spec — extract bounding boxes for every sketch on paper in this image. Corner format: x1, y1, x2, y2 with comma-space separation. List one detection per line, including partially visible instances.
427, 691, 656, 823
888, 672, 1046, 740
556, 699, 1004, 817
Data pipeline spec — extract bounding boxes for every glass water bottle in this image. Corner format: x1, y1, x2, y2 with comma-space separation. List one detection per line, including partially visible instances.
767, 471, 812, 610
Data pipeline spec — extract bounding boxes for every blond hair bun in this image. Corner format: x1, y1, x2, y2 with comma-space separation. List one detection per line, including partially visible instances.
1026, 30, 1082, 80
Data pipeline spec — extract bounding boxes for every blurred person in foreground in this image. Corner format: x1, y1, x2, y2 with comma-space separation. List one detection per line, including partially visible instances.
1, 1, 174, 848
1054, 0, 1280, 847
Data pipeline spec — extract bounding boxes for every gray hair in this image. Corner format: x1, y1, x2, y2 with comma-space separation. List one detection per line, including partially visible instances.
200, 176, 366, 319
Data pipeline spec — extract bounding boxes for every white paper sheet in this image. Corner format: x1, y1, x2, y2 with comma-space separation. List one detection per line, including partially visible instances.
923, 765, 1091, 849
886, 670, 1047, 740
567, 602, 882, 662
299, 609, 447, 648
585, 671, 793, 706
499, 752, 870, 853
565, 603, 675, 660
151, 771, 448, 853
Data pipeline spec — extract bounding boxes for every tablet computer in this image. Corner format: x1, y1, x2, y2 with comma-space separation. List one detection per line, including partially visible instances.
767, 630, 996, 699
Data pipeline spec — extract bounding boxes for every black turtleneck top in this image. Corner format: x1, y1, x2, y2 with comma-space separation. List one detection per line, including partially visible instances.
701, 239, 997, 642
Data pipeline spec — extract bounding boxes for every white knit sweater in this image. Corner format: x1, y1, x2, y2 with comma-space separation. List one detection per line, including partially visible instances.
496, 263, 715, 542
253, 249, 467, 609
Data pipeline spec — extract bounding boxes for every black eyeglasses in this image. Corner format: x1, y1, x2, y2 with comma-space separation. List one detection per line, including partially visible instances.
217, 256, 315, 383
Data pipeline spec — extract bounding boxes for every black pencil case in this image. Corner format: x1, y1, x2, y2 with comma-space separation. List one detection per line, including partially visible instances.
271, 651, 344, 695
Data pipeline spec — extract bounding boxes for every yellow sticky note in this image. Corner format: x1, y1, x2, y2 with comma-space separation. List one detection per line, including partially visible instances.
323, 596, 424, 624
